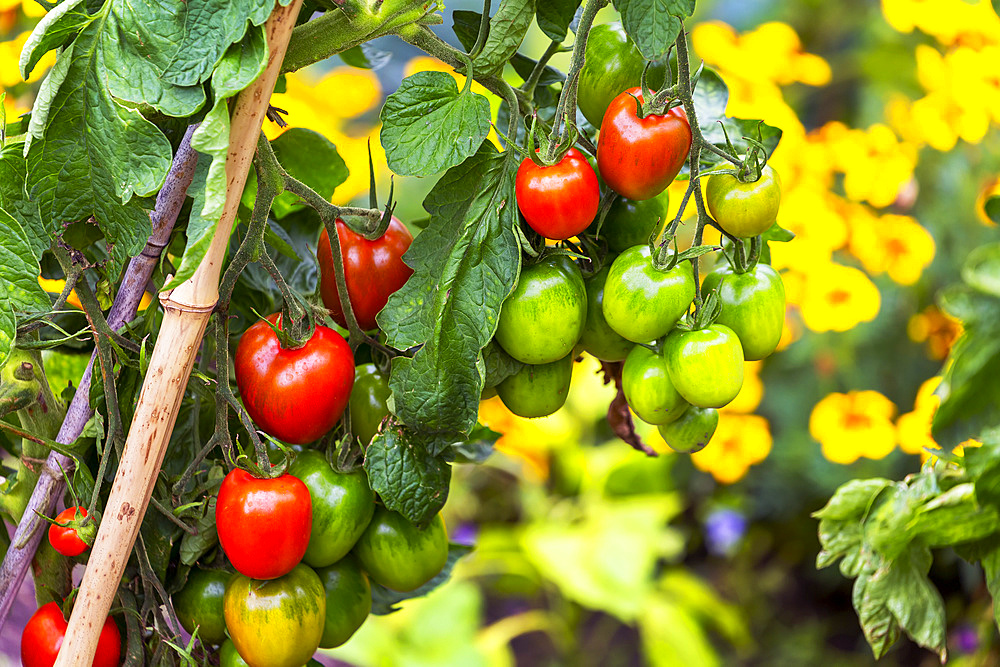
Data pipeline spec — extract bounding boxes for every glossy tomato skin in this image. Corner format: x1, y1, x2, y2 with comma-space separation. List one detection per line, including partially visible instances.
579, 266, 634, 362
353, 508, 448, 592
318, 216, 413, 331
21, 602, 120, 667
216, 469, 312, 580
223, 564, 326, 667
349, 363, 391, 448
234, 313, 354, 445
219, 639, 251, 667
602, 245, 696, 343
288, 450, 375, 569
48, 506, 89, 557
622, 346, 688, 425
597, 88, 692, 201
173, 567, 229, 646
706, 164, 781, 238
516, 149, 599, 240
664, 325, 744, 408
578, 23, 666, 127
599, 190, 669, 253
495, 256, 587, 364
702, 263, 786, 361
497, 354, 574, 418
316, 554, 371, 648
657, 407, 719, 453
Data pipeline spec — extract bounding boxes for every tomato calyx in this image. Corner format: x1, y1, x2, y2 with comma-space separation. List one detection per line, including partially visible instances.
45, 506, 96, 552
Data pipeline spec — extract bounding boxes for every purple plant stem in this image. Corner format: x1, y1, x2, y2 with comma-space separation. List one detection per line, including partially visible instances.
0, 125, 200, 630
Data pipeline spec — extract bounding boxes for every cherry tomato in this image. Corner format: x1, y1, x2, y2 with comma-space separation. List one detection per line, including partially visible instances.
224, 565, 326, 667
706, 164, 781, 238
496, 353, 574, 418
21, 601, 120, 667
216, 469, 312, 580
353, 508, 449, 592
621, 346, 688, 425
602, 245, 696, 343
515, 148, 600, 240
663, 325, 744, 408
173, 567, 229, 646
349, 363, 391, 448
316, 554, 371, 649
47, 506, 90, 557
657, 407, 719, 453
579, 265, 634, 362
597, 88, 691, 201
495, 256, 587, 364
317, 216, 413, 331
599, 190, 669, 253
234, 313, 354, 445
702, 263, 786, 360
288, 450, 375, 569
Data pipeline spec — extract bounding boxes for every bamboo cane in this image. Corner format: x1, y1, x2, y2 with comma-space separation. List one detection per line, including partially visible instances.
53, 2, 303, 662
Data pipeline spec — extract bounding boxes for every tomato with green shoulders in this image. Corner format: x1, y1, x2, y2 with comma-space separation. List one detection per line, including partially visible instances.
353, 508, 449, 593
496, 354, 573, 418
621, 345, 688, 425
702, 263, 785, 361
706, 164, 781, 238
579, 266, 634, 362
349, 363, 391, 448
602, 245, 696, 343
657, 407, 719, 453
663, 324, 744, 408
578, 23, 666, 127
316, 554, 371, 648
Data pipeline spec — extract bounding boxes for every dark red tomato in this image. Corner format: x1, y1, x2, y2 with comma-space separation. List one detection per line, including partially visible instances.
21, 601, 120, 667
317, 216, 413, 331
216, 469, 312, 580
597, 88, 692, 201
515, 148, 600, 240
47, 506, 90, 557
234, 313, 354, 445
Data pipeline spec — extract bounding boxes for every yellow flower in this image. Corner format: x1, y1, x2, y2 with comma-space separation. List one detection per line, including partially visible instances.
907, 305, 963, 360
976, 176, 1000, 226
686, 413, 772, 484
810, 390, 897, 464
882, 0, 1000, 47
775, 183, 849, 253
403, 56, 501, 149
692, 22, 831, 87
847, 211, 935, 286
38, 277, 153, 312
478, 396, 553, 480
721, 361, 763, 415
798, 262, 881, 333
817, 122, 917, 208
897, 377, 941, 455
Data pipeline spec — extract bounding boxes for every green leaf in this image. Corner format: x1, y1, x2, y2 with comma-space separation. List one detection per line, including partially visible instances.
0, 143, 50, 258
179, 497, 219, 566
982, 546, 1000, 630
613, 0, 693, 61
813, 478, 893, 521
364, 424, 452, 526
692, 68, 728, 129
510, 52, 565, 87
19, 0, 90, 80
0, 210, 50, 365
964, 437, 1000, 509
339, 43, 391, 70
269, 129, 349, 218
937, 284, 999, 324
379, 71, 492, 178
907, 483, 1000, 548
962, 242, 1000, 297
851, 569, 901, 660
452, 10, 482, 52
932, 325, 1000, 448
448, 423, 500, 464
482, 340, 523, 389
536, 0, 581, 41
370, 543, 473, 615
472, 0, 536, 77
379, 144, 520, 436
761, 220, 795, 243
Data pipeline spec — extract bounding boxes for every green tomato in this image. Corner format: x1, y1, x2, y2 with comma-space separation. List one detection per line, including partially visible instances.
353, 508, 449, 592
496, 354, 573, 418
287, 450, 375, 569
349, 363, 391, 447
495, 256, 587, 364
219, 639, 251, 667
316, 554, 371, 649
603, 245, 696, 343
702, 263, 785, 361
657, 407, 719, 453
599, 190, 669, 254
172, 568, 228, 646
663, 324, 744, 408
705, 164, 782, 238
223, 565, 326, 667
579, 266, 634, 362
577, 23, 666, 127
621, 346, 687, 425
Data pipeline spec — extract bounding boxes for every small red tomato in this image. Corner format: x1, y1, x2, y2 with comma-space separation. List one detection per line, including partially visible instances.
216, 469, 313, 580
597, 87, 692, 201
21, 601, 121, 667
234, 313, 354, 445
515, 148, 600, 240
48, 506, 90, 557
317, 217, 413, 331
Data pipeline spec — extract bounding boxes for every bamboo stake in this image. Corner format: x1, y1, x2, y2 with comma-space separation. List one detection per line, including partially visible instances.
53, 2, 303, 662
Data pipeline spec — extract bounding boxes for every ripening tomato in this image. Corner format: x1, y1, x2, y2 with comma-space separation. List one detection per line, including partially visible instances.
657, 407, 719, 453
515, 148, 600, 240
663, 325, 744, 408
47, 506, 90, 557
21, 602, 120, 667
353, 508, 449, 592
317, 216, 413, 331
597, 88, 692, 201
621, 345, 688, 425
234, 313, 354, 445
702, 263, 786, 360
705, 164, 781, 238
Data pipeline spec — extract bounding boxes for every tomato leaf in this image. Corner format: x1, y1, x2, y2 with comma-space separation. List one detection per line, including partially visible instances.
365, 424, 452, 526
339, 43, 391, 71
369, 543, 473, 615
692, 67, 728, 128
472, 0, 536, 77
19, 0, 90, 80
0, 209, 58, 365
0, 143, 50, 259
380, 71, 491, 178
254, 129, 349, 219
448, 424, 500, 464
536, 0, 581, 41
613, 0, 694, 61
702, 117, 783, 161
482, 341, 524, 389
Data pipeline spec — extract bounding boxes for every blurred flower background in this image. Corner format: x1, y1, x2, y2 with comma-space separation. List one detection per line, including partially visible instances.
4, 0, 1000, 664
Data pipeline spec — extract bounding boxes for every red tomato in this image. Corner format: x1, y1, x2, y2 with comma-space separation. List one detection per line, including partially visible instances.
317, 217, 413, 331
216, 469, 313, 580
515, 148, 600, 240
21, 601, 120, 667
234, 313, 354, 445
597, 88, 692, 201
47, 506, 89, 557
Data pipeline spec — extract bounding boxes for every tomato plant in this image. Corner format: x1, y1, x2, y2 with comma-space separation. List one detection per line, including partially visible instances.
234, 313, 354, 445
657, 407, 719, 454
578, 23, 665, 128
317, 216, 414, 331
579, 266, 635, 362
316, 554, 372, 649
47, 507, 91, 558
622, 345, 688, 425
702, 263, 786, 360
496, 353, 574, 419
515, 148, 600, 240
706, 164, 782, 238
353, 508, 449, 592
597, 88, 692, 201
349, 363, 392, 448
21, 602, 120, 667
172, 568, 229, 646
215, 469, 312, 580
663, 325, 744, 408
